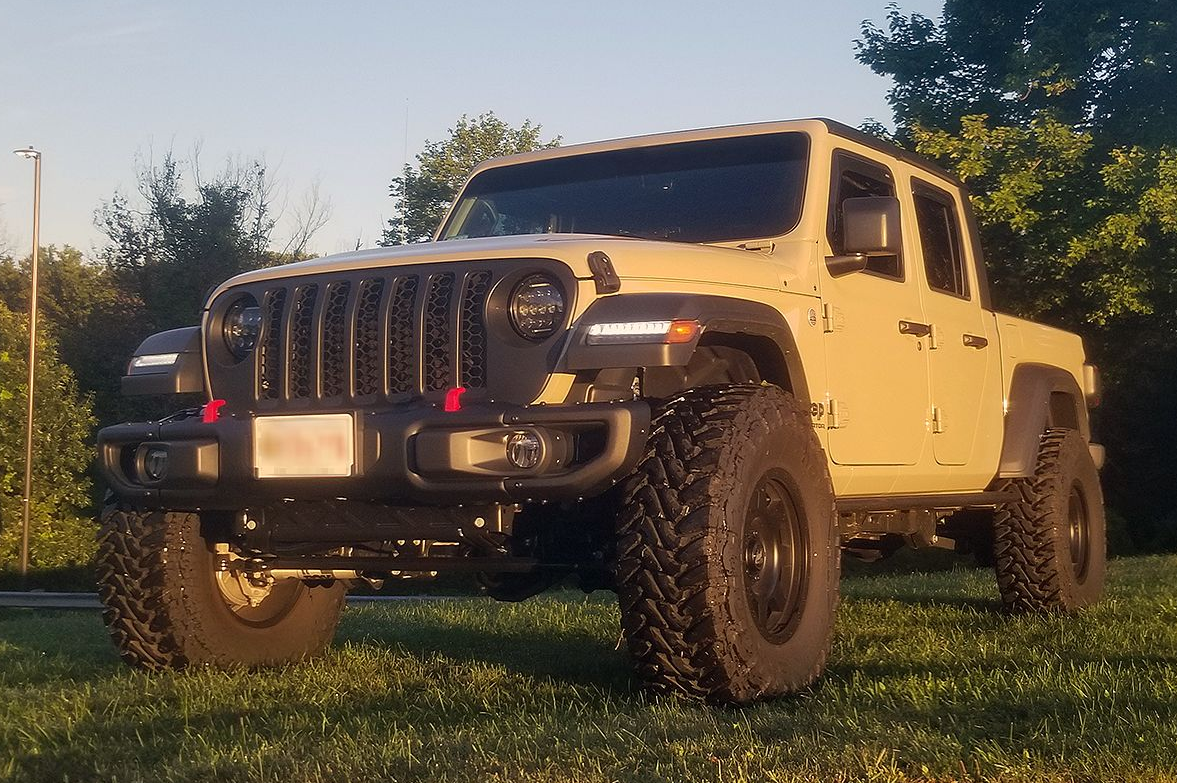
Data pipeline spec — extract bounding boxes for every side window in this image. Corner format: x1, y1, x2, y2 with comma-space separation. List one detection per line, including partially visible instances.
827, 154, 901, 279
912, 183, 968, 298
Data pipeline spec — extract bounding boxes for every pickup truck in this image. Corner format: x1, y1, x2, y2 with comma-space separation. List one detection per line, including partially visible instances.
95, 118, 1105, 705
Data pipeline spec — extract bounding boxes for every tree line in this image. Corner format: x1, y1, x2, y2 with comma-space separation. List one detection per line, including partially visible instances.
1, 0, 1174, 569
0, 151, 337, 568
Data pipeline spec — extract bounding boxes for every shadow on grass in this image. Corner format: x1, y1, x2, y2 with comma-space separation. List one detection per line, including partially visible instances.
335, 598, 634, 694
0, 564, 96, 592
0, 608, 119, 686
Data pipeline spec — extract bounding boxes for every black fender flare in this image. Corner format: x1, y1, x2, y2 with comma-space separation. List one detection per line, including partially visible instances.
121, 326, 204, 396
997, 362, 1090, 478
560, 293, 810, 406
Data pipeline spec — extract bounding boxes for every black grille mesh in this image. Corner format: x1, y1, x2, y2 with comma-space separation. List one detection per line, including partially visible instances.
423, 273, 455, 392
354, 279, 384, 397
289, 285, 318, 399
321, 282, 351, 397
388, 276, 419, 394
460, 271, 491, 389
259, 288, 287, 400
250, 269, 487, 404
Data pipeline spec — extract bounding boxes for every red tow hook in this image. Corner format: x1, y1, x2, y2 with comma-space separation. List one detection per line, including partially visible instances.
443, 387, 466, 412
201, 399, 227, 423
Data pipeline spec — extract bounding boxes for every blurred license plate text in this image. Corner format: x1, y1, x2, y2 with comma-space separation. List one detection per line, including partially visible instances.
254, 414, 354, 478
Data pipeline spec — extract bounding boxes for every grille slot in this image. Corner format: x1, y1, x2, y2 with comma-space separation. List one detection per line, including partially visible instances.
249, 269, 491, 405
423, 273, 456, 392
353, 279, 384, 397
321, 282, 351, 397
289, 285, 318, 399
388, 276, 419, 395
460, 270, 492, 389
259, 288, 287, 400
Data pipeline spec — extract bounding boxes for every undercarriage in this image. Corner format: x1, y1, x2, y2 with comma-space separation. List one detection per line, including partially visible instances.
207, 496, 617, 602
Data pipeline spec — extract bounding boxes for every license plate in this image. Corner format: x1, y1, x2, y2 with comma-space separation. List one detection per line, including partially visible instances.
253, 414, 354, 478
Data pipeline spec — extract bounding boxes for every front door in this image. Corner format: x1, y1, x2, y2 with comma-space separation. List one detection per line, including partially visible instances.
822, 152, 931, 466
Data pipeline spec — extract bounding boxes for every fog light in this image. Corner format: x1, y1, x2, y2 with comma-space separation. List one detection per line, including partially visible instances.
506, 431, 543, 470
143, 447, 169, 482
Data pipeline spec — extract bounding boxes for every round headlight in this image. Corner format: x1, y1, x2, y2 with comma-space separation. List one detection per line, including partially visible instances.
223, 297, 262, 360
509, 275, 565, 340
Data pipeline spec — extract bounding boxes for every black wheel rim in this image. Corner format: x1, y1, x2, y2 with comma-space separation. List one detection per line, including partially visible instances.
742, 470, 808, 644
1067, 482, 1090, 581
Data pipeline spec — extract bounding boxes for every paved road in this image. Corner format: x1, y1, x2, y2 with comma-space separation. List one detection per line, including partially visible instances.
0, 591, 444, 610
0, 592, 103, 609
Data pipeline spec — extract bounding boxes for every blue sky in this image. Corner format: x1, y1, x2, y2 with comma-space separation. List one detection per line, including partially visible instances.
0, 0, 941, 258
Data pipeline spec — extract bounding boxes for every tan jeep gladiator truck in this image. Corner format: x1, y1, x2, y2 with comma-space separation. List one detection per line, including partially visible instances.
96, 118, 1105, 705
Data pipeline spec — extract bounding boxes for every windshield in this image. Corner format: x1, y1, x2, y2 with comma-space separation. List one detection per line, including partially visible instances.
440, 132, 809, 244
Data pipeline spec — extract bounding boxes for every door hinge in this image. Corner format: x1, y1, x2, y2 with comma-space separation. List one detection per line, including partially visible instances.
931, 405, 945, 434
929, 324, 940, 350
828, 398, 847, 429
821, 303, 842, 333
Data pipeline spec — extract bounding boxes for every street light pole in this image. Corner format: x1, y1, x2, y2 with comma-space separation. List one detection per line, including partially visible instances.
13, 146, 41, 581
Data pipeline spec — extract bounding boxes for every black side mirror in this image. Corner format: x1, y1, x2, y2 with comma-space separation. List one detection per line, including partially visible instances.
826, 196, 901, 276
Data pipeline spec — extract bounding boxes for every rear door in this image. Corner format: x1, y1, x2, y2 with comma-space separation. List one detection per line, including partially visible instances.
909, 178, 1001, 466
822, 152, 931, 466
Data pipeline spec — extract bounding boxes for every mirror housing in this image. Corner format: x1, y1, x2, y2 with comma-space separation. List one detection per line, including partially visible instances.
826, 196, 902, 277
843, 196, 901, 255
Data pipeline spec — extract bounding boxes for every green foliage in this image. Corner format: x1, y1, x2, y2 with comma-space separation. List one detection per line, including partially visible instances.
0, 301, 96, 570
4, 560, 1177, 780
97, 152, 276, 332
0, 247, 141, 429
858, 1, 1177, 147
910, 114, 1177, 328
381, 112, 560, 245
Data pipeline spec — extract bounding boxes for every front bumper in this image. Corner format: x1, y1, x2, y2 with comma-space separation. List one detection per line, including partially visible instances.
98, 400, 651, 509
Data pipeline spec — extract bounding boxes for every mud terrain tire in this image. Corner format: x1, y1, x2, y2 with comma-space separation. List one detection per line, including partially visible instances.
994, 428, 1106, 612
96, 506, 345, 669
616, 384, 838, 705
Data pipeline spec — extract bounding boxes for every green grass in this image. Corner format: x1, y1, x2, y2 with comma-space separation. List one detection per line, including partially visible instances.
3, 557, 1177, 783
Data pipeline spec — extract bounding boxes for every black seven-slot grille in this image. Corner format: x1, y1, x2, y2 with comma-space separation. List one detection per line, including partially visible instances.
254, 269, 493, 405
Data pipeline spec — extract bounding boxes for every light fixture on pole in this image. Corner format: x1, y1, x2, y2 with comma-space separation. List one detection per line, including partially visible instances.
12, 146, 41, 581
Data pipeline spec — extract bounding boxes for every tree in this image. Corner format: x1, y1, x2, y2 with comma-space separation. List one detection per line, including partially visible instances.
279, 179, 333, 260
857, 2, 1177, 547
97, 152, 277, 333
0, 301, 97, 569
0, 246, 144, 430
381, 113, 560, 245
858, 1, 1177, 147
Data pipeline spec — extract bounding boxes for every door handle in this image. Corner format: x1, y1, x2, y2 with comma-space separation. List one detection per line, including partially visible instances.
898, 320, 932, 337
963, 333, 989, 349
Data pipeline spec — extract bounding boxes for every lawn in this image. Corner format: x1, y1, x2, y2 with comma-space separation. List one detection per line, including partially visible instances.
2, 556, 1176, 783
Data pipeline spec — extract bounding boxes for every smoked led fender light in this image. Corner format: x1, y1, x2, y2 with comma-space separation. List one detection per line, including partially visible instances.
585, 319, 700, 345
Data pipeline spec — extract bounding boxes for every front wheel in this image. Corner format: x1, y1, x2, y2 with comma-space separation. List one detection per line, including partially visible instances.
96, 506, 346, 669
615, 384, 838, 705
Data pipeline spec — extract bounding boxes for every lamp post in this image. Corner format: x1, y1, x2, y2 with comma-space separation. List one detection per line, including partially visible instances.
12, 146, 41, 581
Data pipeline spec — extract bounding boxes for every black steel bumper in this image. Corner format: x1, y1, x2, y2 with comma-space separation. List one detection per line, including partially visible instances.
98, 400, 651, 509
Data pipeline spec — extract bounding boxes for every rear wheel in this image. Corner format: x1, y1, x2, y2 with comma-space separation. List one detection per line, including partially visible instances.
96, 506, 345, 669
993, 428, 1106, 611
616, 384, 838, 705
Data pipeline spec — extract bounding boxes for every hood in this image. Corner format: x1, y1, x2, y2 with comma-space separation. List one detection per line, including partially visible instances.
206, 233, 817, 304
